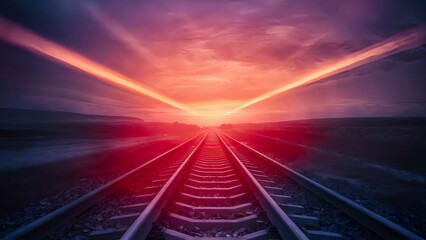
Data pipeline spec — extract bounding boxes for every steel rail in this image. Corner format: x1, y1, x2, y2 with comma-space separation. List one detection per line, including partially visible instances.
220, 131, 423, 240
120, 130, 210, 240
215, 130, 309, 240
2, 130, 207, 240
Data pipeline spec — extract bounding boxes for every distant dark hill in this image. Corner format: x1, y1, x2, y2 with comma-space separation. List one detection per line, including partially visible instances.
235, 117, 426, 129
0, 108, 144, 124
232, 117, 426, 147
0, 108, 199, 139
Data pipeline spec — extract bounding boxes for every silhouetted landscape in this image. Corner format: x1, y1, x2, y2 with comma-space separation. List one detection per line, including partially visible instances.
0, 108, 200, 212
224, 118, 426, 222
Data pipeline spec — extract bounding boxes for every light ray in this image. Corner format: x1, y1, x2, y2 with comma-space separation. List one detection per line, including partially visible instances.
87, 5, 162, 68
0, 17, 198, 116
1, 17, 425, 120
228, 24, 426, 114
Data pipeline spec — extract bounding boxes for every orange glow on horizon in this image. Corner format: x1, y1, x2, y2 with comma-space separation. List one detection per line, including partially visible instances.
0, 17, 198, 116
1, 16, 425, 123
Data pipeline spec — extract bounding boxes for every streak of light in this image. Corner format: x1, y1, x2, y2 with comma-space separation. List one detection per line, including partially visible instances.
0, 17, 198, 116
87, 5, 162, 68
1, 17, 425, 119
228, 24, 426, 114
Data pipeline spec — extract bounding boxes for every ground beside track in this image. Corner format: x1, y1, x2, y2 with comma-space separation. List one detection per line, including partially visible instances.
223, 117, 426, 237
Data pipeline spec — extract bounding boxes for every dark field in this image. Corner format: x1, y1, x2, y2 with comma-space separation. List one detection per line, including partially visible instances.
223, 118, 426, 221
1, 111, 425, 238
0, 109, 201, 213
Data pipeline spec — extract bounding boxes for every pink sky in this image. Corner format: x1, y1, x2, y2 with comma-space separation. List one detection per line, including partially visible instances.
1, 0, 425, 125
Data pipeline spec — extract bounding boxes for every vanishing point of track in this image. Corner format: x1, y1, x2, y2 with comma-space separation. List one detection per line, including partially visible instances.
2, 129, 423, 240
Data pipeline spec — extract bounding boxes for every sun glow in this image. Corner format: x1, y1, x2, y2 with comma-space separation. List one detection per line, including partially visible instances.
1, 16, 425, 121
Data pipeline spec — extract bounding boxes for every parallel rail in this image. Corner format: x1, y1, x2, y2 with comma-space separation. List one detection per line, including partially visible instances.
2, 131, 207, 240
2, 128, 423, 240
119, 129, 209, 239
219, 131, 423, 240
216, 130, 309, 240
116, 129, 311, 239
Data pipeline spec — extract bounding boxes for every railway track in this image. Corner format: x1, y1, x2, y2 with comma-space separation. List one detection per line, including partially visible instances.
2, 129, 423, 240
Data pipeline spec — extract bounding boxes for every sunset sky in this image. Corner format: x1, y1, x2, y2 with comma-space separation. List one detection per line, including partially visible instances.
1, 0, 425, 125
